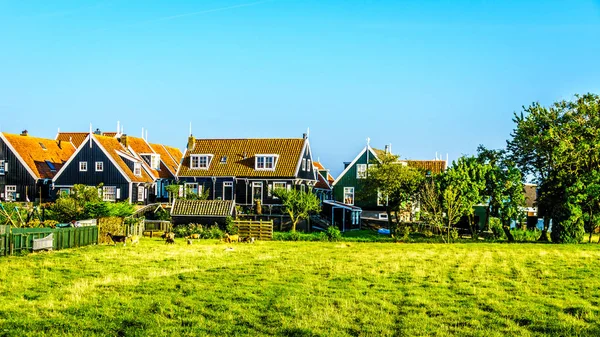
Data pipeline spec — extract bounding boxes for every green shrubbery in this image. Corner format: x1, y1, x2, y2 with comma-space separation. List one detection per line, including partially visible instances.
174, 223, 224, 239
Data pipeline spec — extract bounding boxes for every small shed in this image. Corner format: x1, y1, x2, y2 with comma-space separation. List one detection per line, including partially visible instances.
322, 200, 362, 232
170, 199, 235, 227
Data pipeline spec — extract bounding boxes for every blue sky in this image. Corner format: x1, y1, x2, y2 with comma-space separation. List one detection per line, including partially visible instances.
1, 0, 599, 176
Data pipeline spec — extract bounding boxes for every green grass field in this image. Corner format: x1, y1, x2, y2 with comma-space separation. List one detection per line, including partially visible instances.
1, 238, 599, 336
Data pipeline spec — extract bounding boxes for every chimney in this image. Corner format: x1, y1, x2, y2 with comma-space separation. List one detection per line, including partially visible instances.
57, 140, 62, 149
121, 134, 128, 148
94, 128, 102, 135
187, 135, 195, 151
20, 130, 28, 136
302, 133, 307, 139
384, 145, 389, 153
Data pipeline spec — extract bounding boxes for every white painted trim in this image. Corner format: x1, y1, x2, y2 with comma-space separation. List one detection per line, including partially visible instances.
95, 161, 104, 172
223, 181, 234, 200
252, 181, 263, 204
332, 146, 381, 186
0, 132, 40, 180
190, 154, 213, 170
343, 186, 355, 206
293, 139, 309, 177
254, 154, 279, 171
175, 147, 187, 177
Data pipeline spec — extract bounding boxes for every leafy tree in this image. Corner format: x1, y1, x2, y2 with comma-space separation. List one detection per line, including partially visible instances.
359, 153, 424, 236
273, 188, 321, 232
165, 184, 180, 203
441, 156, 488, 236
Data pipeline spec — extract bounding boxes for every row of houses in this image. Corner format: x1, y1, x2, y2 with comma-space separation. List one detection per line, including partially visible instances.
0, 127, 448, 228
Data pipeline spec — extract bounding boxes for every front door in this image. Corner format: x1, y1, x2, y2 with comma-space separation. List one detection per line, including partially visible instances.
252, 182, 263, 204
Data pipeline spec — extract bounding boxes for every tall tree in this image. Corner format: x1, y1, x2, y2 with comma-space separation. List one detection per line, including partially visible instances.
360, 153, 424, 235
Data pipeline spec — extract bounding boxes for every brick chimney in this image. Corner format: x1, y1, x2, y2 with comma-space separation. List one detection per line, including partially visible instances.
187, 135, 195, 151
120, 134, 129, 148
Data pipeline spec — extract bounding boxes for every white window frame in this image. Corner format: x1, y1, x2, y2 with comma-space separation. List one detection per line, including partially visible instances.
185, 183, 201, 196
190, 154, 212, 170
150, 154, 161, 170
0, 160, 6, 175
302, 158, 306, 171
95, 161, 104, 172
307, 159, 312, 172
357, 164, 367, 179
252, 181, 263, 203
271, 181, 287, 199
59, 188, 71, 197
223, 181, 233, 200
134, 163, 142, 177
255, 155, 278, 171
344, 187, 355, 205
377, 189, 389, 206
5, 185, 17, 201
79, 161, 88, 172
137, 186, 145, 202
103, 186, 116, 202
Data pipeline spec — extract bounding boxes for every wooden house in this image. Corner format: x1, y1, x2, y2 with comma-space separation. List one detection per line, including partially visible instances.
312, 161, 333, 203
332, 143, 447, 211
52, 133, 154, 203
0, 131, 76, 202
176, 133, 318, 206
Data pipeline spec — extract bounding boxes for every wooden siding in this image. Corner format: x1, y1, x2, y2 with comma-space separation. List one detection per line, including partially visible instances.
332, 148, 383, 210
0, 138, 39, 202
52, 141, 130, 201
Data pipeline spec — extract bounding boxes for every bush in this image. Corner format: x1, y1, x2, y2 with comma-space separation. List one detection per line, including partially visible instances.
326, 226, 341, 242
225, 216, 237, 235
174, 223, 224, 239
489, 217, 505, 240
423, 229, 433, 238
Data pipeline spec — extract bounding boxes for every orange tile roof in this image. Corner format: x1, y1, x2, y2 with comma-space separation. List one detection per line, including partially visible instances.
56, 132, 89, 148
150, 143, 180, 178
314, 172, 331, 190
126, 136, 154, 155
164, 145, 183, 164
93, 135, 153, 183
405, 160, 446, 175
313, 161, 334, 184
2, 133, 76, 179
178, 138, 305, 178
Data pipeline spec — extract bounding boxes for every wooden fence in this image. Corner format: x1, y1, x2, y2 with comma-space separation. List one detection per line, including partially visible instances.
234, 220, 273, 241
1, 225, 98, 256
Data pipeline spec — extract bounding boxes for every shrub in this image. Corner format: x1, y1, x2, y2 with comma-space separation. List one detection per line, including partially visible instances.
209, 225, 224, 239
489, 217, 505, 240
423, 229, 433, 238
326, 226, 341, 242
225, 216, 237, 235
450, 228, 459, 241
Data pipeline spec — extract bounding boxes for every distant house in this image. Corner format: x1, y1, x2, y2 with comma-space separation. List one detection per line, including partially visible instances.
0, 131, 76, 202
57, 129, 183, 202
523, 183, 537, 217
52, 133, 154, 203
332, 142, 446, 212
176, 133, 318, 206
170, 199, 235, 226
312, 161, 333, 203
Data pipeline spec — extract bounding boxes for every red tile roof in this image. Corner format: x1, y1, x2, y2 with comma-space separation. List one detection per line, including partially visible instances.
150, 143, 180, 178
2, 133, 76, 179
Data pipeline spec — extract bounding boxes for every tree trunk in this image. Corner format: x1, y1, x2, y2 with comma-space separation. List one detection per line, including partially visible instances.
484, 205, 491, 231
386, 208, 393, 236
469, 214, 478, 239
538, 216, 550, 242
502, 220, 514, 242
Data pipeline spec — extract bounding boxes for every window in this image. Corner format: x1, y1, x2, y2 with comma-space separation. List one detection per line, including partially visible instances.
344, 187, 355, 205
223, 181, 233, 200
377, 190, 389, 206
79, 162, 88, 172
220, 156, 227, 164
5, 186, 17, 201
185, 183, 201, 196
302, 158, 306, 171
59, 188, 71, 197
357, 164, 367, 178
190, 155, 212, 169
138, 186, 145, 202
44, 160, 56, 172
134, 163, 142, 177
103, 186, 116, 202
252, 182, 263, 202
0, 160, 5, 175
255, 155, 277, 170
271, 182, 287, 199
307, 159, 311, 171
95, 162, 104, 172
150, 155, 160, 170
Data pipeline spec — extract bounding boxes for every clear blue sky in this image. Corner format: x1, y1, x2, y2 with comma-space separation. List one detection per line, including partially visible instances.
1, 0, 599, 176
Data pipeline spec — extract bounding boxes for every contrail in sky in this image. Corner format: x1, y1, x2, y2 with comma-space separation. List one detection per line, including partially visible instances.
151, 0, 272, 23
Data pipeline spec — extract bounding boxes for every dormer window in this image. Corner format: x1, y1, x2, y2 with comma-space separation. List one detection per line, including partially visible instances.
150, 154, 161, 170
220, 156, 227, 164
256, 154, 277, 170
191, 154, 213, 169
134, 163, 142, 177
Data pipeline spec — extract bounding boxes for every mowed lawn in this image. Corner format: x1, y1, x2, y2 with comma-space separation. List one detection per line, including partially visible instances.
1, 239, 600, 336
